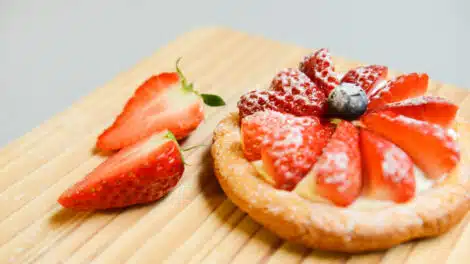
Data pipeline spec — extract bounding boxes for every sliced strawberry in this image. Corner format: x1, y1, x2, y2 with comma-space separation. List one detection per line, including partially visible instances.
258, 113, 333, 191
367, 73, 429, 110
237, 68, 327, 119
270, 68, 327, 116
362, 111, 460, 179
237, 90, 281, 120
240, 110, 320, 161
311, 120, 362, 207
97, 59, 225, 151
369, 96, 458, 128
341, 65, 388, 93
59, 130, 184, 210
360, 129, 415, 203
299, 48, 340, 95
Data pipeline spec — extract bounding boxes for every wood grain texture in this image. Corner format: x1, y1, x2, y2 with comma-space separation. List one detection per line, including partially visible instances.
0, 27, 468, 263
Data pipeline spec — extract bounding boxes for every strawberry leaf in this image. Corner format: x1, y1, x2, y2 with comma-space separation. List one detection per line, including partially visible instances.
175, 57, 225, 106
201, 93, 226, 107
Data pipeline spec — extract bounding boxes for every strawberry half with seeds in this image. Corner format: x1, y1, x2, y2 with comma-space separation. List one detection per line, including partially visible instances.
97, 58, 225, 151
310, 120, 362, 207
369, 96, 458, 128
237, 90, 282, 119
341, 65, 388, 93
362, 111, 460, 179
299, 48, 340, 95
237, 68, 326, 119
360, 129, 415, 203
270, 68, 327, 117
367, 73, 429, 110
59, 130, 184, 210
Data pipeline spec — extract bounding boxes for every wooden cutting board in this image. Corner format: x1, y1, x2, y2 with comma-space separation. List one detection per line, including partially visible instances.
1, 27, 470, 264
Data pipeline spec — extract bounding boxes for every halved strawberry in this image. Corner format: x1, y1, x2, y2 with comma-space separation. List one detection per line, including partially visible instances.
97, 59, 225, 151
362, 111, 460, 179
309, 120, 362, 207
254, 112, 333, 190
240, 111, 319, 161
59, 130, 184, 210
299, 48, 340, 95
367, 73, 429, 110
237, 90, 281, 120
360, 129, 415, 203
237, 68, 327, 119
341, 65, 388, 93
369, 96, 458, 128
270, 68, 327, 116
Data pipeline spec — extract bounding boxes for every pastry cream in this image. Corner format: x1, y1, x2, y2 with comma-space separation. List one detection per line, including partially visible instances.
253, 161, 436, 209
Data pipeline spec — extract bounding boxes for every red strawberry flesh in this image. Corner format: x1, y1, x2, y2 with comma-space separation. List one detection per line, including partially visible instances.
241, 110, 320, 161
97, 72, 204, 151
256, 112, 333, 190
313, 120, 362, 207
341, 65, 388, 93
270, 68, 327, 117
369, 95, 458, 128
362, 111, 460, 179
59, 130, 184, 210
300, 48, 340, 95
367, 73, 429, 110
237, 68, 326, 119
360, 129, 415, 203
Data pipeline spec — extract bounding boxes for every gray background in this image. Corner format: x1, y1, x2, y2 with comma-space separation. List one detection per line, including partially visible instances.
1, 0, 469, 147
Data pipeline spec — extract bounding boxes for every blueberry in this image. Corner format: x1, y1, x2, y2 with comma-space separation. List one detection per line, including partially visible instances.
327, 83, 368, 120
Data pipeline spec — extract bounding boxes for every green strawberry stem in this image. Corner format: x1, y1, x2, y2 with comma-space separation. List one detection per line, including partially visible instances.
176, 57, 226, 107
164, 131, 210, 165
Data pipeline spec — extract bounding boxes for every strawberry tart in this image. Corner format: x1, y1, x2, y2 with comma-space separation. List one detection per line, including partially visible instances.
211, 49, 470, 252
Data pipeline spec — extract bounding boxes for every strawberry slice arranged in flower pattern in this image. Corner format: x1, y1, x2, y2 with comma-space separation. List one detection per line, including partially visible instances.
367, 73, 429, 110
313, 120, 362, 207
369, 96, 458, 128
240, 110, 320, 161
237, 48, 461, 206
341, 65, 388, 93
261, 119, 334, 191
360, 129, 415, 203
241, 111, 333, 190
362, 111, 460, 179
300, 48, 340, 95
238, 68, 326, 119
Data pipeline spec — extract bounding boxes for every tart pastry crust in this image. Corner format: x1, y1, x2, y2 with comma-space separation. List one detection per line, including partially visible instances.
211, 113, 470, 252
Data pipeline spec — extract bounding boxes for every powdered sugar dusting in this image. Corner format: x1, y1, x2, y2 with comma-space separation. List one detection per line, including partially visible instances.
414, 166, 434, 193
382, 146, 410, 183
385, 96, 440, 107
269, 68, 327, 116
267, 126, 306, 180
368, 79, 392, 99
241, 110, 294, 160
367, 79, 388, 98
318, 151, 349, 172
448, 128, 458, 140
299, 48, 340, 94
394, 115, 459, 153
341, 65, 387, 92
